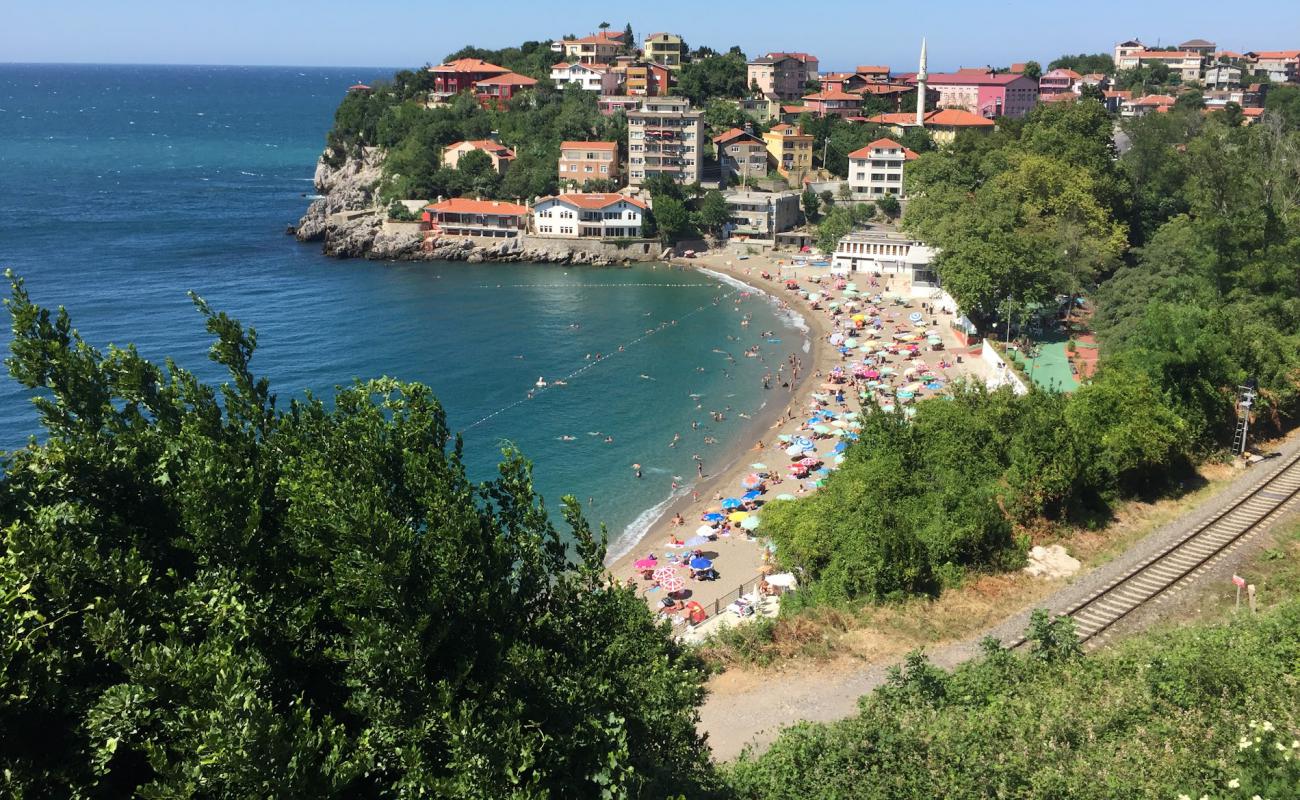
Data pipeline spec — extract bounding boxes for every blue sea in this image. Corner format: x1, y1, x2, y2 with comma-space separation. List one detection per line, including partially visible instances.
0, 63, 807, 555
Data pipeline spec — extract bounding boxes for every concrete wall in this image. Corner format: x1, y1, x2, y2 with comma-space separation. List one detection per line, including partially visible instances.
980, 342, 1029, 395
519, 234, 663, 261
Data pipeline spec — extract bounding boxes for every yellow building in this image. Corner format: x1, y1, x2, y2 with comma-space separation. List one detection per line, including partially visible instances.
644, 32, 686, 68
763, 123, 814, 186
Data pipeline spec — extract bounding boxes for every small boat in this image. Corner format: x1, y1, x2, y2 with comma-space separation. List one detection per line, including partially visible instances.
535, 377, 547, 388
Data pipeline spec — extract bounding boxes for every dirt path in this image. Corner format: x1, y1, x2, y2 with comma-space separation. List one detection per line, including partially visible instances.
701, 432, 1300, 761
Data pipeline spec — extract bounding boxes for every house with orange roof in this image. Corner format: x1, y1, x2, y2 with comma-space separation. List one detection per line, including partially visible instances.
550, 62, 619, 93
1039, 68, 1081, 96
1114, 49, 1204, 82
1251, 50, 1300, 82
801, 88, 862, 118
1124, 94, 1177, 117
857, 65, 891, 79
1102, 89, 1132, 114
864, 108, 995, 144
443, 140, 516, 174
713, 126, 768, 183
558, 141, 620, 187
427, 58, 512, 97
532, 193, 647, 238
422, 198, 529, 238
559, 32, 624, 65
846, 138, 919, 197
474, 72, 538, 110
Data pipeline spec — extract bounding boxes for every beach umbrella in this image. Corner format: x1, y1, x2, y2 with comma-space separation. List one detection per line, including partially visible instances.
785, 444, 805, 457
721, 498, 743, 510
777, 434, 793, 443
741, 473, 763, 489
689, 557, 713, 571
659, 575, 685, 593
740, 516, 761, 530
775, 493, 797, 501
813, 424, 832, 435
634, 557, 659, 570
686, 535, 711, 547
799, 457, 820, 467
815, 468, 831, 476
750, 462, 768, 470
652, 566, 677, 583
793, 436, 813, 449
742, 490, 762, 501
702, 513, 724, 523
833, 442, 848, 453
728, 511, 750, 522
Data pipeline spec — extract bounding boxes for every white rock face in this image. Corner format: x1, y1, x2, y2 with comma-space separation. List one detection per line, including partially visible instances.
1023, 544, 1082, 579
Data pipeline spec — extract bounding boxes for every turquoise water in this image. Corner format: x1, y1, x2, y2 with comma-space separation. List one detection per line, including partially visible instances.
0, 64, 806, 553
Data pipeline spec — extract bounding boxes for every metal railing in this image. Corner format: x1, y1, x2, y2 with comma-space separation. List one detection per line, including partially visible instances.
696, 571, 769, 621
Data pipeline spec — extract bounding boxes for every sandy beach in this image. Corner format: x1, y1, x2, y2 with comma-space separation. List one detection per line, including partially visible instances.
605, 247, 983, 631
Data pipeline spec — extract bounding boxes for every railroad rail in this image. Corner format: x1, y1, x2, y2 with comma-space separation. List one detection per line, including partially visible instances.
1013, 448, 1300, 649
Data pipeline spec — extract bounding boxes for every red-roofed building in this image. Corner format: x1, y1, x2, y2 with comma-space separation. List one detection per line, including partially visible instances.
857, 65, 891, 79
1124, 93, 1177, 117
550, 62, 620, 93
558, 141, 620, 186
422, 198, 529, 238
443, 140, 516, 174
1114, 49, 1204, 81
1102, 89, 1131, 114
865, 108, 995, 144
428, 58, 511, 97
713, 126, 768, 182
348, 83, 371, 92
1008, 63, 1028, 74
474, 72, 538, 109
559, 32, 624, 65
847, 138, 919, 197
747, 52, 819, 101
1041, 92, 1079, 104
1252, 50, 1300, 82
920, 72, 1040, 118
532, 193, 647, 238
801, 88, 863, 118
1039, 68, 1081, 96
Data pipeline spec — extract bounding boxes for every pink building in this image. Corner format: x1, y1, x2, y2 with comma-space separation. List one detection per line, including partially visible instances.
922, 72, 1040, 119
800, 89, 862, 118
1039, 68, 1081, 96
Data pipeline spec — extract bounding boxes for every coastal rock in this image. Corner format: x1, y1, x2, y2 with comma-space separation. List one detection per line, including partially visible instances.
296, 146, 385, 245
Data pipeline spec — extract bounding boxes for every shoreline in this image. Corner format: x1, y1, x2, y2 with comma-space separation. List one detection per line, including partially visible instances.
604, 250, 838, 616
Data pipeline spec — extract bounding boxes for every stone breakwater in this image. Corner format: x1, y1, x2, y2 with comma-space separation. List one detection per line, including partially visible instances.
293, 147, 666, 265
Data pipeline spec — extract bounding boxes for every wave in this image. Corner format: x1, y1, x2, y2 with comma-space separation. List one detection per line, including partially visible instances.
695, 265, 809, 335
607, 484, 690, 563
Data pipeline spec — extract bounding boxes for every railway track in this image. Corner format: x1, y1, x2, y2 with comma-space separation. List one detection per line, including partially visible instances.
1013, 448, 1300, 649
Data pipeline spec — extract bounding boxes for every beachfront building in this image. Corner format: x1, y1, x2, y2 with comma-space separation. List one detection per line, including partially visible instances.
846, 138, 918, 197
763, 123, 814, 185
800, 89, 862, 118
644, 32, 687, 68
922, 71, 1039, 118
442, 140, 515, 174
550, 62, 620, 93
558, 32, 623, 65
428, 58, 511, 100
558, 141, 620, 186
422, 199, 529, 238
747, 52, 819, 101
831, 227, 938, 289
721, 190, 801, 239
474, 72, 538, 110
626, 97, 705, 186
532, 193, 647, 238
713, 127, 769, 184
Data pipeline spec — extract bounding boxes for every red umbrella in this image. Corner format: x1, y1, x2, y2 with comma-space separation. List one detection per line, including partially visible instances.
660, 575, 686, 593
799, 457, 820, 467
741, 473, 762, 489
652, 566, 677, 583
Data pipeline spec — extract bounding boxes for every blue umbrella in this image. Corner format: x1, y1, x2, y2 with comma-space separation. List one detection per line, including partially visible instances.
833, 442, 847, 453
742, 490, 761, 500
703, 512, 725, 522
689, 557, 713, 570
815, 468, 831, 476
721, 498, 743, 510
793, 436, 813, 449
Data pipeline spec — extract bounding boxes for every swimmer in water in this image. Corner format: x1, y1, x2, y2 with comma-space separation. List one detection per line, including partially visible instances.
604, 435, 614, 443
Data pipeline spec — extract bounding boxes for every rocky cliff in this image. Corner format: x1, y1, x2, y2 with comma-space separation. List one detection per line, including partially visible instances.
293, 146, 385, 247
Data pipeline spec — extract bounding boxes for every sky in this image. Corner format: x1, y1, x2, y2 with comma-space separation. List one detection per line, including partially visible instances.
3, 0, 1298, 72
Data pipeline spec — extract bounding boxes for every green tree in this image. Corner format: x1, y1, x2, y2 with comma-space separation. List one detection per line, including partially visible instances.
1021, 60, 1042, 81
801, 187, 820, 223
676, 52, 748, 105
651, 196, 694, 242
1048, 52, 1116, 74
696, 190, 730, 234
1264, 84, 1300, 130
0, 274, 717, 797
875, 193, 900, 218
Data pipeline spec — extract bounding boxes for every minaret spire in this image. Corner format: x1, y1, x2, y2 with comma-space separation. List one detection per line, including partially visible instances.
917, 38, 928, 127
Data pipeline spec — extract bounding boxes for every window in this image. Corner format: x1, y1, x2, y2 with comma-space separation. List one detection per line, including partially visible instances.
600, 165, 608, 174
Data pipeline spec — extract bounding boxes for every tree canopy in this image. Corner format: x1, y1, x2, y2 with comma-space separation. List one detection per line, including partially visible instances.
0, 274, 718, 797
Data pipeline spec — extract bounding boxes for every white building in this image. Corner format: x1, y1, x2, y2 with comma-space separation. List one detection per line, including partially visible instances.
846, 138, 919, 197
549, 62, 620, 93
627, 97, 705, 186
532, 193, 646, 238
831, 228, 938, 291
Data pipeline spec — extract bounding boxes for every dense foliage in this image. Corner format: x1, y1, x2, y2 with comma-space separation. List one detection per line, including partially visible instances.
1047, 52, 1116, 75
763, 376, 1188, 605
728, 601, 1300, 798
0, 275, 718, 798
